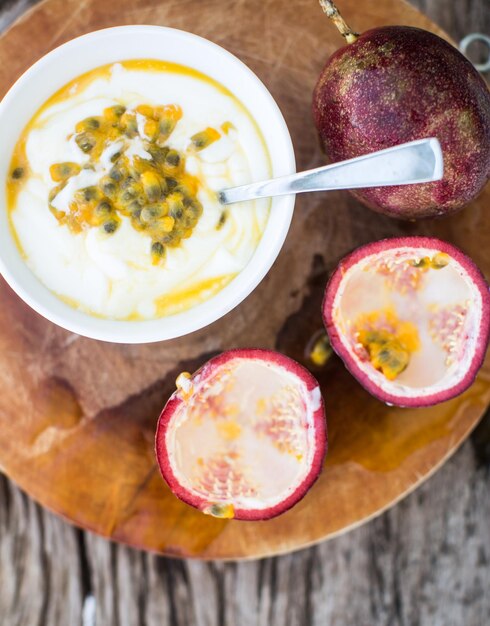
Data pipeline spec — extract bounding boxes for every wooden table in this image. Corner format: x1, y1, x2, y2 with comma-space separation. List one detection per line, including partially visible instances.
0, 1, 489, 624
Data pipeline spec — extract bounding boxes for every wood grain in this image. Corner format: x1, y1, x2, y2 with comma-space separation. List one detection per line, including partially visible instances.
0, 0, 489, 623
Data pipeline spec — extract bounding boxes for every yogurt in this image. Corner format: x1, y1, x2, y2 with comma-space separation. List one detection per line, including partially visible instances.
7, 60, 271, 320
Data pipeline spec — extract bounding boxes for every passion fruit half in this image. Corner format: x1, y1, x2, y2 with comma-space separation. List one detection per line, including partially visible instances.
155, 349, 327, 520
323, 237, 490, 407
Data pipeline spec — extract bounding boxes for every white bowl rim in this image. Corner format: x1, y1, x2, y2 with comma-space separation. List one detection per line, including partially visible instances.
0, 25, 296, 343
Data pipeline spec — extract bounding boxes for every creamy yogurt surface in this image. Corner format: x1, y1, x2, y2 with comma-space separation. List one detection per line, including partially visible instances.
7, 60, 271, 319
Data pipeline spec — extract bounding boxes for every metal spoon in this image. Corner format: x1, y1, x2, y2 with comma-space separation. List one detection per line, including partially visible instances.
219, 138, 443, 205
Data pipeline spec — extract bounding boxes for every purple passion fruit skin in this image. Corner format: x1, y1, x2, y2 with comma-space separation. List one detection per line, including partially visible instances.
313, 26, 490, 219
155, 349, 327, 521
322, 237, 490, 407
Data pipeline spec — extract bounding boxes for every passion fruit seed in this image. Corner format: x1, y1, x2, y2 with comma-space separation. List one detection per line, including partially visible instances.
307, 331, 333, 367
121, 175, 137, 189
151, 241, 166, 265
130, 205, 142, 220
203, 503, 235, 519
412, 257, 430, 269
75, 132, 96, 153
141, 171, 163, 201
191, 127, 221, 150
182, 213, 196, 229
431, 252, 450, 269
148, 145, 169, 164
167, 192, 184, 213
102, 219, 119, 234
159, 118, 176, 137
169, 205, 184, 220
165, 150, 181, 167
103, 105, 126, 124
120, 111, 138, 137
96, 200, 112, 216
144, 119, 159, 140
412, 252, 451, 271
353, 309, 420, 381
140, 206, 161, 223
175, 370, 191, 385
121, 188, 137, 203
76, 117, 101, 132
101, 178, 117, 196
82, 187, 99, 202
216, 210, 228, 230
135, 104, 153, 117
151, 241, 165, 254
49, 162, 81, 182
109, 166, 124, 182
166, 176, 178, 191
189, 202, 203, 217
11, 167, 24, 180
159, 233, 176, 245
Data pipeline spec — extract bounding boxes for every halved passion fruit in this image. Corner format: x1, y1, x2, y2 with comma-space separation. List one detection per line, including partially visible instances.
155, 349, 327, 520
323, 237, 490, 407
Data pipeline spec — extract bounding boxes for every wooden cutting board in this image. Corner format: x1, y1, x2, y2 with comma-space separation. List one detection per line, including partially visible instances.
0, 0, 488, 560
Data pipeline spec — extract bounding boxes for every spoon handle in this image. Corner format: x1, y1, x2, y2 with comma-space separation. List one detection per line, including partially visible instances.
219, 138, 443, 205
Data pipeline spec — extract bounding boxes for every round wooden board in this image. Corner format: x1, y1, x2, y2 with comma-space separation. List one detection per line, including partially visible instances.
0, 0, 488, 560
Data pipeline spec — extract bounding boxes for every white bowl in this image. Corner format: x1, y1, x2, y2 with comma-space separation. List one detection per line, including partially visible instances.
0, 26, 295, 343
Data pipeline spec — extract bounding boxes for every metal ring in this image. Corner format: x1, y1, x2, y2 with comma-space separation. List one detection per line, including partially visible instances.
459, 33, 490, 72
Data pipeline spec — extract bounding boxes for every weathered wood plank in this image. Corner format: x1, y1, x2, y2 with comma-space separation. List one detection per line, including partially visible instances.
418, 0, 490, 45
0, 0, 489, 625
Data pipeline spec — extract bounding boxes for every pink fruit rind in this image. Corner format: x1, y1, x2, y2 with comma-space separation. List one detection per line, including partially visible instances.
322, 237, 490, 407
155, 348, 328, 521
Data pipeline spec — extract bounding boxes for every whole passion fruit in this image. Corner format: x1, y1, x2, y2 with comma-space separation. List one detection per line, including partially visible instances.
155, 349, 327, 520
313, 1, 490, 219
323, 237, 490, 407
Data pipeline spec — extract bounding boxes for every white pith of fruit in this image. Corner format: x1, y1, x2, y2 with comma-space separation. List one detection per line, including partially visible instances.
332, 248, 482, 399
165, 359, 322, 512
